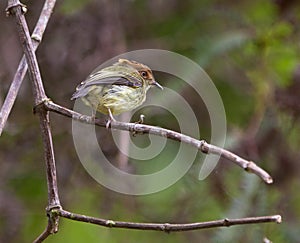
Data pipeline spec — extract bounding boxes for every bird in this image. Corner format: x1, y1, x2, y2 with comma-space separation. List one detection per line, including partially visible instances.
71, 58, 163, 127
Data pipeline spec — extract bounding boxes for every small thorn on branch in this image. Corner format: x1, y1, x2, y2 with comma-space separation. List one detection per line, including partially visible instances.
162, 223, 171, 233
223, 218, 230, 226
105, 220, 116, 227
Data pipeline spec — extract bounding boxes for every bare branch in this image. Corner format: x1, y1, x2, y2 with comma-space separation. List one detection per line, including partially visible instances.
6, 3, 61, 241
6, 0, 46, 102
0, 0, 56, 135
32, 221, 52, 243
200, 144, 273, 184
57, 209, 281, 232
35, 107, 61, 208
44, 100, 273, 184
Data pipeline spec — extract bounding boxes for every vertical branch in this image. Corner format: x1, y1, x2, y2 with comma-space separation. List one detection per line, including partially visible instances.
0, 0, 56, 135
6, 0, 60, 211
37, 108, 60, 208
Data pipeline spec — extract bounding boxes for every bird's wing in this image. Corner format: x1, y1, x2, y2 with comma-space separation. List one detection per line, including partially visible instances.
71, 71, 142, 100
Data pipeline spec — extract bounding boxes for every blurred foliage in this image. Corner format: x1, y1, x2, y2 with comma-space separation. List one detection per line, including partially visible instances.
1, 0, 300, 242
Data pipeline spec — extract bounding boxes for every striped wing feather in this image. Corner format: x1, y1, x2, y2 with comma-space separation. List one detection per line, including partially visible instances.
71, 71, 142, 100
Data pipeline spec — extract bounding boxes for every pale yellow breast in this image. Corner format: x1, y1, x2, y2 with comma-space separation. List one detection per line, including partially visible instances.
82, 85, 147, 115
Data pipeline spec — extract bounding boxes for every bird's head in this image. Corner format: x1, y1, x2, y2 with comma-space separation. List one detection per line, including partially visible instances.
118, 59, 163, 90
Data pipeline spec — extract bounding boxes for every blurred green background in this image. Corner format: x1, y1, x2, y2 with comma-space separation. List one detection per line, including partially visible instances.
1, 0, 300, 242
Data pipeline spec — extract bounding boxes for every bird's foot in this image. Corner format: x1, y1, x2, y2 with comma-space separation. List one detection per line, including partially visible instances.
106, 108, 116, 129
106, 117, 117, 129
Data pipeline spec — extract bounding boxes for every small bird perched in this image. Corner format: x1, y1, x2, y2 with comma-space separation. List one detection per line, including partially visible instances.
71, 59, 163, 126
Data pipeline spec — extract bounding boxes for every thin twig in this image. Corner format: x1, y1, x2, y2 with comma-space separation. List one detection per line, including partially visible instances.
0, 0, 56, 135
57, 209, 281, 232
200, 144, 273, 184
44, 100, 273, 184
32, 220, 52, 243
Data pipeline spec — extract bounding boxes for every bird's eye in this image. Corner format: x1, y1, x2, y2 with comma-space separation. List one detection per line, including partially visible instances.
140, 71, 148, 78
